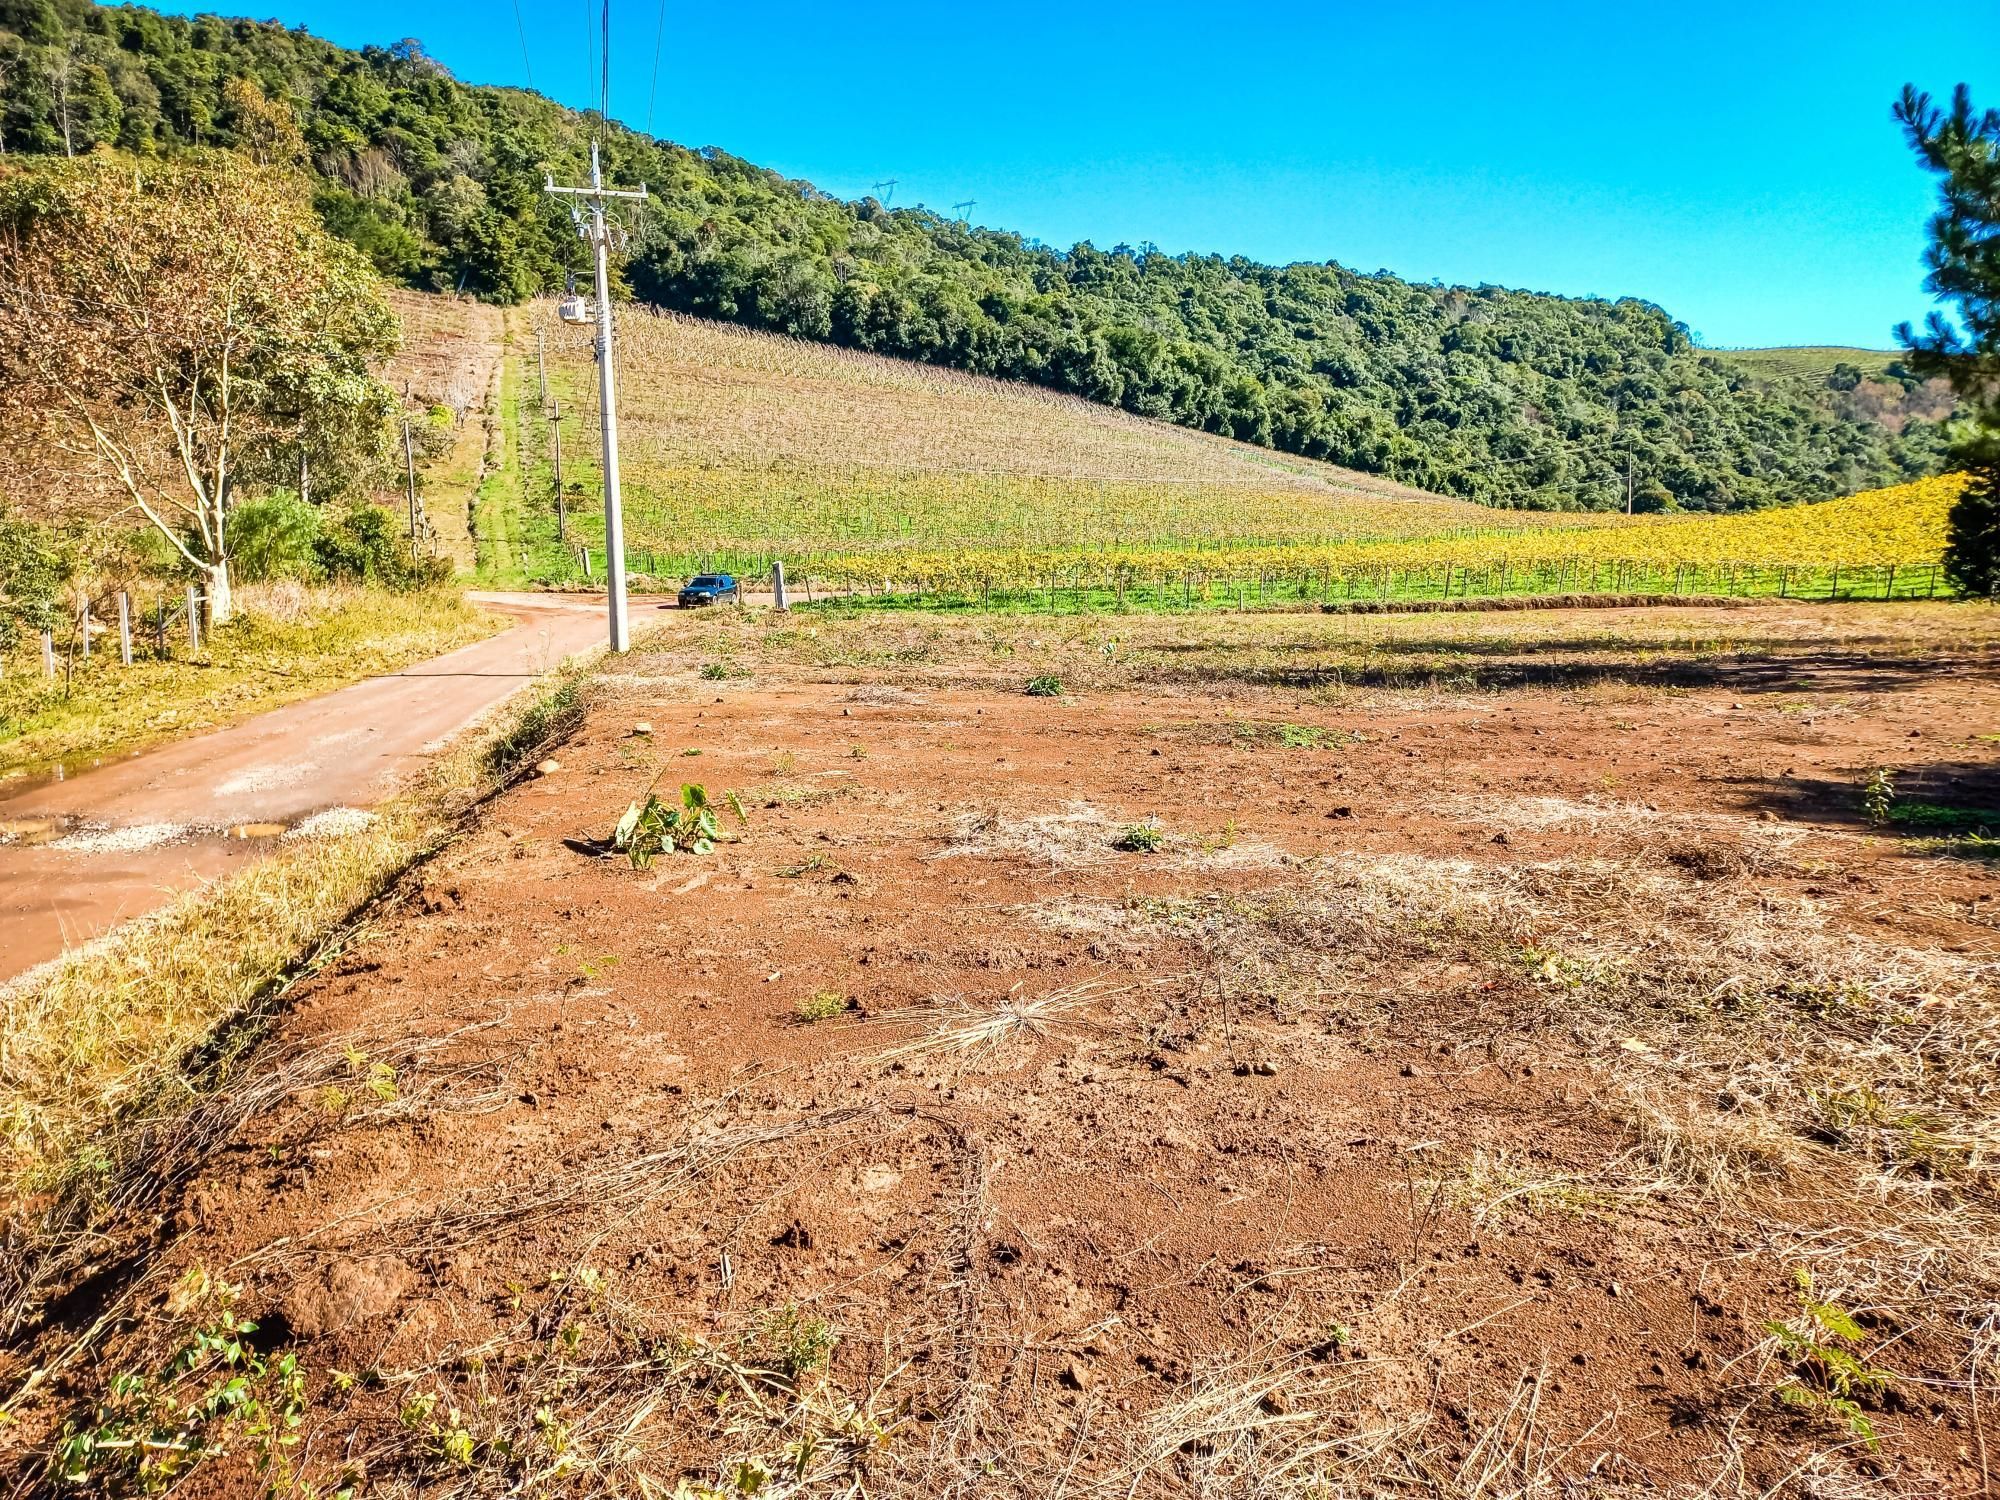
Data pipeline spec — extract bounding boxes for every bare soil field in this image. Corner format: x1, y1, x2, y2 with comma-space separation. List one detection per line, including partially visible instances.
6, 602, 1998, 1498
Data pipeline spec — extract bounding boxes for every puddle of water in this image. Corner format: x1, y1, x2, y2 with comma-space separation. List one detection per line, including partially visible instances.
0, 816, 62, 845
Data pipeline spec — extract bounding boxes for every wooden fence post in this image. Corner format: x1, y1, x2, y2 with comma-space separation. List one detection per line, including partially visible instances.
118, 592, 132, 666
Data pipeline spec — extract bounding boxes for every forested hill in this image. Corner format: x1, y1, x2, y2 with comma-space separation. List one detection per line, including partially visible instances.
0, 0, 1956, 511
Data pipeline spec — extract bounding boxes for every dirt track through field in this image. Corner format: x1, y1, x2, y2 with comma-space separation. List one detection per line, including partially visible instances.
20, 604, 1993, 1495
0, 594, 669, 984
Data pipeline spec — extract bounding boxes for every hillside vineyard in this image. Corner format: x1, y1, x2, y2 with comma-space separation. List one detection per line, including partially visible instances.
506, 301, 1960, 603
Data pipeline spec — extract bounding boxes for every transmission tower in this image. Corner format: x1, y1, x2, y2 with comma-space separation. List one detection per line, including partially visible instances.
871, 177, 899, 205
953, 198, 976, 220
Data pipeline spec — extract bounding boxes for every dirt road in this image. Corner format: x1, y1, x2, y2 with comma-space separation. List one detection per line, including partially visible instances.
0, 592, 666, 984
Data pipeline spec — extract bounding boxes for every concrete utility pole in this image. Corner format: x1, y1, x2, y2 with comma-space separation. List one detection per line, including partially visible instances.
546, 141, 648, 652
1625, 453, 1635, 516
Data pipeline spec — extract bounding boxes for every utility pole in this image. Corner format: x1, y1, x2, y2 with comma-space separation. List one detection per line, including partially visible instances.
546, 141, 648, 652
1625, 453, 1634, 516
551, 397, 567, 544
536, 326, 548, 405
403, 420, 419, 554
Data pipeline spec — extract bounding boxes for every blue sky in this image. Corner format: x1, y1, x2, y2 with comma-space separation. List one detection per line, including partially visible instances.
154, 0, 1993, 349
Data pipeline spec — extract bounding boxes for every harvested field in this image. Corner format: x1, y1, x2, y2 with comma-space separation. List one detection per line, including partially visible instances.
4, 601, 1997, 1498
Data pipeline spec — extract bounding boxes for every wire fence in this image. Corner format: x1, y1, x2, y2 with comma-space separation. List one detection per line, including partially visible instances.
8, 587, 208, 681
529, 549, 1955, 613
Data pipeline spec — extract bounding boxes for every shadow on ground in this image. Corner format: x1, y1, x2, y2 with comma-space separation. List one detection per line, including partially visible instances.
1724, 758, 2000, 859
1139, 644, 1999, 696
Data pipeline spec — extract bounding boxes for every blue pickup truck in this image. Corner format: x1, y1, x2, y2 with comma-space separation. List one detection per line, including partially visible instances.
678, 573, 740, 608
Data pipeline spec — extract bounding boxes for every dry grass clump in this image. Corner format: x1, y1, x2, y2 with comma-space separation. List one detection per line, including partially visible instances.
1432, 793, 1665, 831
1422, 1148, 1641, 1230
1022, 846, 1995, 1218
863, 981, 1119, 1065
935, 802, 1292, 872
1433, 793, 1816, 866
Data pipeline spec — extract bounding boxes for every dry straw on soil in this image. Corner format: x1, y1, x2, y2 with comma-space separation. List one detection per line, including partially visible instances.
934, 802, 1293, 872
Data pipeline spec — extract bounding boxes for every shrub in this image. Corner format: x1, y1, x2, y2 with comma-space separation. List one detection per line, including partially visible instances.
1024, 674, 1064, 697
610, 782, 747, 867
229, 493, 324, 582
1113, 823, 1165, 853
0, 510, 69, 648
313, 503, 450, 590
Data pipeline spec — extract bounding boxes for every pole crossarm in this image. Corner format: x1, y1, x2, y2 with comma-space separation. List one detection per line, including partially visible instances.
543, 180, 651, 203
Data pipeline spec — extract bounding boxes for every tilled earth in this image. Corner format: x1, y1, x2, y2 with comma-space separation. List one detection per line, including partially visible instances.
13, 604, 1999, 1498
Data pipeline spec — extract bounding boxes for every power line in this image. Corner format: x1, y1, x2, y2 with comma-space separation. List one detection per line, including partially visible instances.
600, 0, 612, 127
510, 0, 535, 89
645, 0, 667, 136
580, 0, 597, 128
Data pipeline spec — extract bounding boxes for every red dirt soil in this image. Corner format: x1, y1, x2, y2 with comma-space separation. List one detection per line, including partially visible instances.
10, 605, 1997, 1496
